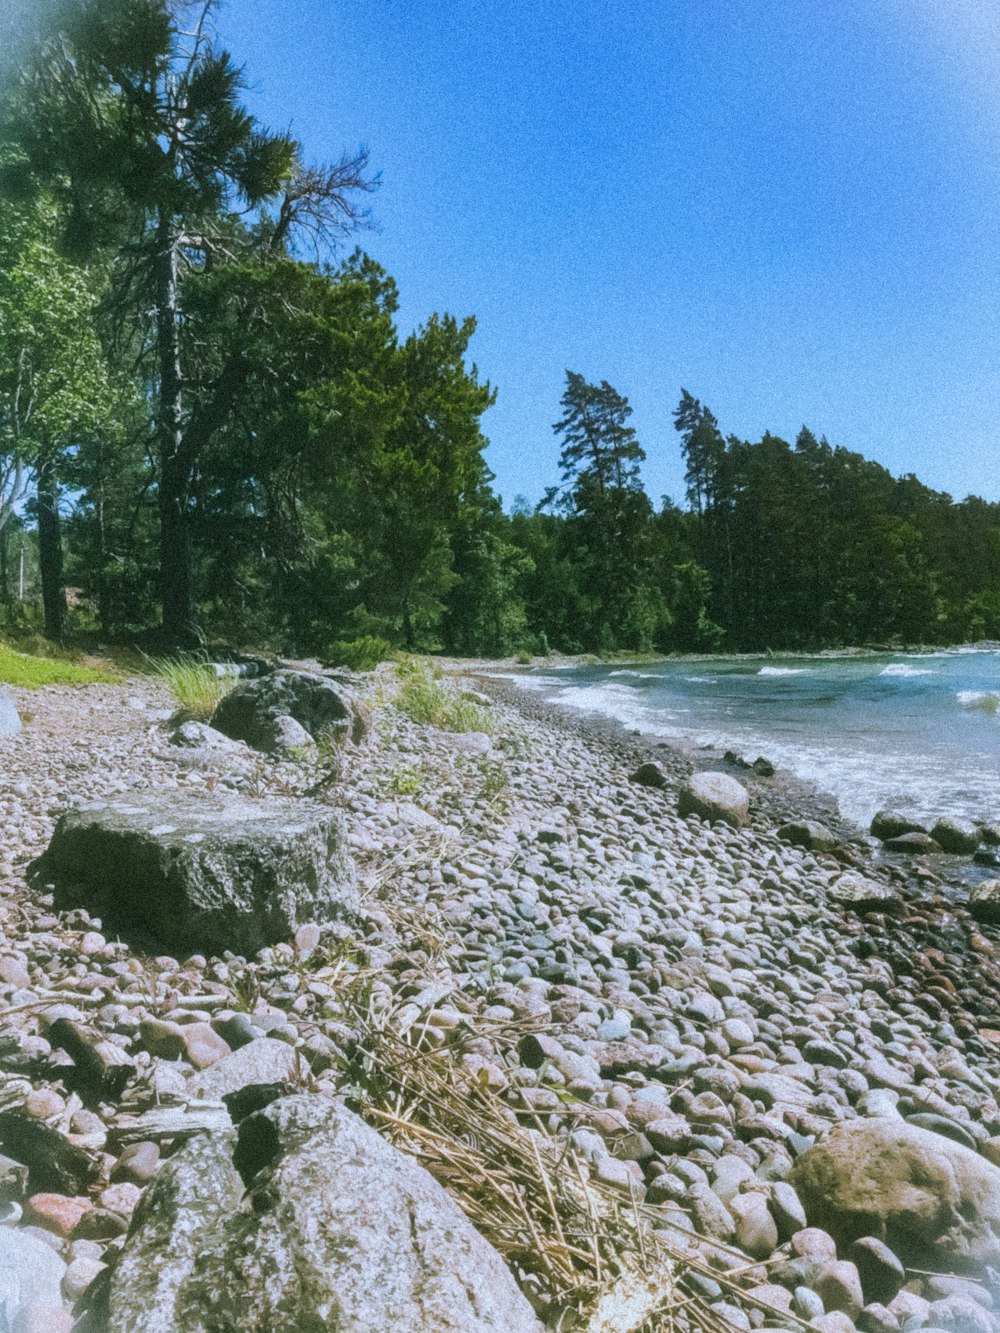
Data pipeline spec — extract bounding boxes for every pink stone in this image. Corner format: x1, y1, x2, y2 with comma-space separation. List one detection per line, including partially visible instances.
181, 1021, 232, 1070
24, 1192, 93, 1238
98, 1182, 142, 1217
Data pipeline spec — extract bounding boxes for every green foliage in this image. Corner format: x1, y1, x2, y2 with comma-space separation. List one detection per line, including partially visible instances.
394, 661, 495, 733
3, 6, 999, 663
0, 642, 117, 688
515, 649, 533, 665
324, 636, 395, 672
475, 757, 509, 808
388, 763, 423, 796
146, 653, 237, 721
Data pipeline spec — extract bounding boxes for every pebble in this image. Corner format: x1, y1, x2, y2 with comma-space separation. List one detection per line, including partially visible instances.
62, 1255, 106, 1301
110, 1141, 159, 1183
180, 1022, 232, 1070
23, 1193, 92, 1239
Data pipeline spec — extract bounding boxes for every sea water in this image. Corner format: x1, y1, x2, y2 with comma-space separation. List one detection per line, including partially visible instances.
508, 648, 1000, 832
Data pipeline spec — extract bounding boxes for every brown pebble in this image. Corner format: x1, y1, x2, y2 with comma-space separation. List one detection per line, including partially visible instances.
72, 1206, 129, 1240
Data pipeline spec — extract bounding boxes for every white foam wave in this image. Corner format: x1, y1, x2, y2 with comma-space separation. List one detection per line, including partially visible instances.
757, 666, 807, 677
608, 670, 659, 680
684, 675, 716, 684
957, 690, 1000, 713
880, 664, 936, 678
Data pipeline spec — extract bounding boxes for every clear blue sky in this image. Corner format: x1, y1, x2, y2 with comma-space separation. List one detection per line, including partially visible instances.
217, 0, 1000, 507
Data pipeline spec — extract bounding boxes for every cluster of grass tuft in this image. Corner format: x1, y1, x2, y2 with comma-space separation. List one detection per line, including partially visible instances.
388, 762, 424, 796
0, 642, 119, 689
146, 652, 238, 721
323, 636, 395, 672
394, 660, 494, 734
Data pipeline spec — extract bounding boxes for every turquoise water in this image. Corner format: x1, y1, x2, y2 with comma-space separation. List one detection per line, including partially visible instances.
510, 649, 1000, 831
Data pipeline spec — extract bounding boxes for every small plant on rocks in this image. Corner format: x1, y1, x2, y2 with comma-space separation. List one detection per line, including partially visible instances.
389, 763, 424, 796
146, 652, 238, 721
394, 660, 494, 734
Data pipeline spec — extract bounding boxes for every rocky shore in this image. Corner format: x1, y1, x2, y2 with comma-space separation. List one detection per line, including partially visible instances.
0, 661, 999, 1330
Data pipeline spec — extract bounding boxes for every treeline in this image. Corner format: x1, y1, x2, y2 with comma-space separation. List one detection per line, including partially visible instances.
1, 2, 998, 662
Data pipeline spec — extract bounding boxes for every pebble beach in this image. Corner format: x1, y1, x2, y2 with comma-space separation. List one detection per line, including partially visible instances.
1, 663, 1000, 1330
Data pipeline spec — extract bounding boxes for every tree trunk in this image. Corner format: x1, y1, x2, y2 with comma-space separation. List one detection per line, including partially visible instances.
37, 456, 67, 640
155, 214, 198, 647
0, 523, 10, 609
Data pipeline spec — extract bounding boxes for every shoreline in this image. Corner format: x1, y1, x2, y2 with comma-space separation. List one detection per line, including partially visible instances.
1, 666, 1000, 1327
469, 655, 1000, 898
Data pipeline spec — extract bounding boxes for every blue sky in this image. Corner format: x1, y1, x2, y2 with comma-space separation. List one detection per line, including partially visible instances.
217, 0, 1000, 507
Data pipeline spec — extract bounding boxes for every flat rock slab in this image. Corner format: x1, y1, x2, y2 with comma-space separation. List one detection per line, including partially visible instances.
31, 793, 357, 956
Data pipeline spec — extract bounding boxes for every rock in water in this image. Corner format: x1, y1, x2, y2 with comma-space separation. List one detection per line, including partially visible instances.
791, 1119, 1000, 1273
870, 810, 928, 841
93, 1095, 542, 1333
30, 793, 357, 955
931, 817, 980, 855
0, 689, 19, 738
677, 771, 750, 827
211, 669, 366, 754
968, 880, 1000, 924
883, 831, 942, 854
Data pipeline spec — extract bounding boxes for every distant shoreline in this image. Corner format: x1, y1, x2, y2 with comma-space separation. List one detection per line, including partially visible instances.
470, 654, 997, 903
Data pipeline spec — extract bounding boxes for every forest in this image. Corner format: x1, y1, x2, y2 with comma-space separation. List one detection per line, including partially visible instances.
2, 0, 1000, 663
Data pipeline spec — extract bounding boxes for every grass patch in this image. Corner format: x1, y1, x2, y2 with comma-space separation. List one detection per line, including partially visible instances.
146, 652, 239, 721
0, 642, 119, 689
324, 635, 395, 672
394, 661, 494, 734
389, 763, 424, 796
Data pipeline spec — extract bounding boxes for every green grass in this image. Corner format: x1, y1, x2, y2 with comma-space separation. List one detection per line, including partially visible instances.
389, 762, 424, 795
146, 652, 239, 721
0, 643, 119, 688
394, 661, 495, 734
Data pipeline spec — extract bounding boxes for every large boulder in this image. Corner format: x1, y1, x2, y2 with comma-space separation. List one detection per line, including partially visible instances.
870, 810, 927, 841
931, 818, 980, 855
968, 880, 1000, 925
0, 1227, 66, 1328
30, 792, 357, 956
832, 869, 901, 911
777, 820, 838, 852
677, 771, 749, 827
90, 1095, 542, 1333
211, 669, 367, 755
0, 688, 20, 738
791, 1119, 1000, 1274
883, 830, 942, 854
